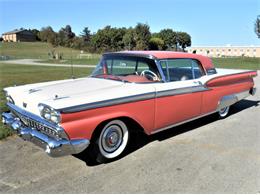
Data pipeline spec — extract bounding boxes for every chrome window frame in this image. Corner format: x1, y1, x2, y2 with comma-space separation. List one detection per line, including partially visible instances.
155, 59, 167, 82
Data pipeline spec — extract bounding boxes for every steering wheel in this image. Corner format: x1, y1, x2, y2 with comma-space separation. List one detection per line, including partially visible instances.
140, 70, 159, 81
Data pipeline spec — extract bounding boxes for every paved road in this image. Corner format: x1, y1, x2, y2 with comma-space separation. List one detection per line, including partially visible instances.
0, 73, 260, 193
1, 59, 96, 68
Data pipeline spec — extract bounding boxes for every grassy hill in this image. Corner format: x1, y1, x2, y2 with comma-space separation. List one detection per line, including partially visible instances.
0, 42, 100, 60
0, 42, 259, 69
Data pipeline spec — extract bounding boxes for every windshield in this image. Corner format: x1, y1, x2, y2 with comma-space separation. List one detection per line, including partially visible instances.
91, 55, 161, 83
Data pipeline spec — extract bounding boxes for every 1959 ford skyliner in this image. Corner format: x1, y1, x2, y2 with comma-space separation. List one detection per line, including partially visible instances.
2, 51, 257, 163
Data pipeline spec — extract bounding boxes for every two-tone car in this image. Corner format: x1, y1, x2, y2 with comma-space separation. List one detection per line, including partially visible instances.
2, 51, 257, 163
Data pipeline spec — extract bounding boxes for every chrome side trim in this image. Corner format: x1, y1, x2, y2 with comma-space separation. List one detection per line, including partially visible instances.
60, 92, 156, 113
152, 111, 217, 134
60, 86, 210, 113
217, 94, 237, 111
236, 90, 250, 100
1, 111, 89, 157
217, 90, 250, 111
156, 85, 209, 98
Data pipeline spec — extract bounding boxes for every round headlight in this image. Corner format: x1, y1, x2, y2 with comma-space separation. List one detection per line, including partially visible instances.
38, 104, 61, 124
44, 113, 51, 120
38, 104, 44, 112
50, 115, 59, 123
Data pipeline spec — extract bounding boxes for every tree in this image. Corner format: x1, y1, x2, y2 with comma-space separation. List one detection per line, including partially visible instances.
35, 24, 192, 52
29, 29, 41, 41
157, 29, 177, 50
133, 23, 151, 50
123, 28, 135, 50
58, 25, 75, 47
176, 32, 191, 51
149, 37, 164, 50
255, 15, 260, 38
48, 33, 58, 47
72, 37, 85, 50
64, 25, 75, 39
91, 26, 126, 52
38, 26, 58, 46
91, 26, 114, 52
80, 27, 91, 43
57, 30, 66, 46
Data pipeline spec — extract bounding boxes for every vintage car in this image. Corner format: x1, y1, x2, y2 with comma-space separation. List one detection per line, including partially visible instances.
1, 51, 257, 163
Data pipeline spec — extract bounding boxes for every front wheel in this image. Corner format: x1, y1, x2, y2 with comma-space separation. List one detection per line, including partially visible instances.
88, 119, 130, 163
218, 106, 230, 118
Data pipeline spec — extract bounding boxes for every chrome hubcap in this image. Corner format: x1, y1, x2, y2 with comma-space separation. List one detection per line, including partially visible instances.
101, 125, 123, 153
219, 106, 230, 117
106, 131, 119, 146
98, 120, 129, 159
220, 107, 227, 113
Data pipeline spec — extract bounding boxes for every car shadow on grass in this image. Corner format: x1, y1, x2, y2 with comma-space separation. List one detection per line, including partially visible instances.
73, 99, 260, 166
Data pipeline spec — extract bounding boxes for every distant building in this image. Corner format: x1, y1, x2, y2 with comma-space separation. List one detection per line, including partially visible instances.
2, 29, 36, 42
188, 45, 260, 58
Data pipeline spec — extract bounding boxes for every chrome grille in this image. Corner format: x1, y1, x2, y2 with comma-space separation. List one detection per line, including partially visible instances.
12, 110, 59, 139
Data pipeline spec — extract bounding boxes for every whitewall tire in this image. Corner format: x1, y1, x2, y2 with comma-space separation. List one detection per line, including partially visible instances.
98, 120, 129, 159
218, 106, 230, 118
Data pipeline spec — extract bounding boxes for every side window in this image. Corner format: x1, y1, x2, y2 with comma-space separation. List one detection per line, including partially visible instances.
160, 59, 204, 82
167, 59, 193, 81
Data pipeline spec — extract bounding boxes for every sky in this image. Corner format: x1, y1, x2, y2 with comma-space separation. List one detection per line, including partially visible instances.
0, 0, 259, 46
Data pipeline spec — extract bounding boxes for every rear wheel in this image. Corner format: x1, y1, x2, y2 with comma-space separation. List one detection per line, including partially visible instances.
218, 106, 230, 118
88, 119, 130, 163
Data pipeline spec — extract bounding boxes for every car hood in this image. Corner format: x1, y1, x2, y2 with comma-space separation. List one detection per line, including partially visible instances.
5, 77, 155, 116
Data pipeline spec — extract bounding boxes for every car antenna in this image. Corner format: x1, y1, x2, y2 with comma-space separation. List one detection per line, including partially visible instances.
70, 45, 75, 79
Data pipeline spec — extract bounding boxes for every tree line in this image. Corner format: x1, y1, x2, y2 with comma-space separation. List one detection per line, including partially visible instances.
28, 23, 191, 53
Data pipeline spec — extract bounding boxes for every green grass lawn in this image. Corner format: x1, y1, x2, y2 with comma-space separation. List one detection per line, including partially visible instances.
0, 42, 100, 60
212, 57, 260, 70
39, 58, 100, 65
0, 63, 94, 139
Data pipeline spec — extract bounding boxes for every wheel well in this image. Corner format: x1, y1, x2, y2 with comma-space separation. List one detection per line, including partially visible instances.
91, 116, 145, 141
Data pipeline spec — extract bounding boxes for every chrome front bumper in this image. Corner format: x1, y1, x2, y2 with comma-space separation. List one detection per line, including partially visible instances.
2, 111, 89, 157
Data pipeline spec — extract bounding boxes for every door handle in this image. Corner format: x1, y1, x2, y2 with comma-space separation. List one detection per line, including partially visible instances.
193, 81, 202, 85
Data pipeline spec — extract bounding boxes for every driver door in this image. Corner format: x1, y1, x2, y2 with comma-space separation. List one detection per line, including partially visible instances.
153, 59, 206, 132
